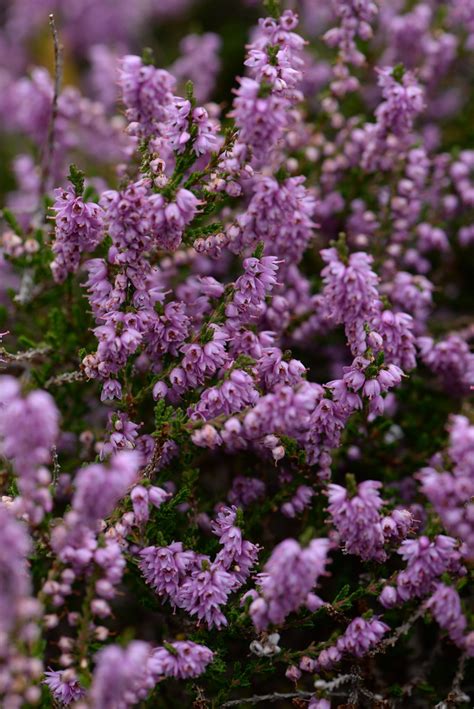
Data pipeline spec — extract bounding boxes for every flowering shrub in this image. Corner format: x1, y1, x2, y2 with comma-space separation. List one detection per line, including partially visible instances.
1, 0, 474, 706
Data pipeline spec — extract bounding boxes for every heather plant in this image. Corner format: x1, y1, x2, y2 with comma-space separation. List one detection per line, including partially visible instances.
0, 0, 474, 707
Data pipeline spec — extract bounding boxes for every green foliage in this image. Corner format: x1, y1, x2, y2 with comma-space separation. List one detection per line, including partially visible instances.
67, 163, 85, 196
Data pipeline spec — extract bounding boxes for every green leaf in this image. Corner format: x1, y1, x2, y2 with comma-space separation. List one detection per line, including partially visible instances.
67, 164, 85, 196
2, 208, 23, 236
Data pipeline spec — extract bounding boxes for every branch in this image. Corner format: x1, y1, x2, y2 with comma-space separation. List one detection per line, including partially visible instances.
40, 13, 63, 193
221, 691, 314, 706
45, 370, 86, 388
0, 345, 51, 368
435, 652, 471, 708
369, 607, 425, 656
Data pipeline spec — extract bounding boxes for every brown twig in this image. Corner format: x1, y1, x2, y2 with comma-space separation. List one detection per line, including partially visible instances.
40, 13, 63, 194
221, 691, 315, 706
435, 652, 471, 708
369, 607, 425, 657
0, 345, 51, 368
45, 370, 86, 388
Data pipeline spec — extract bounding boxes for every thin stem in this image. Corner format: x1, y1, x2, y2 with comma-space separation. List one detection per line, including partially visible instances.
221, 691, 314, 707
40, 13, 63, 194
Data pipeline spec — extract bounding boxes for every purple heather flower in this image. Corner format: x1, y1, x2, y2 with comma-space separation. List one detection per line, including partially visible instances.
0, 376, 59, 474
230, 175, 316, 267
317, 616, 388, 669
324, 0, 378, 67
226, 256, 280, 325
0, 376, 59, 523
425, 583, 467, 647
231, 11, 305, 167
177, 561, 237, 629
139, 542, 198, 602
148, 486, 171, 508
308, 700, 331, 709
339, 616, 389, 656
373, 309, 417, 372
170, 33, 221, 103
0, 504, 32, 631
418, 335, 474, 394
380, 535, 465, 607
148, 640, 213, 679
73, 450, 141, 527
375, 67, 425, 138
250, 538, 329, 629
43, 669, 85, 705
388, 272, 434, 330
51, 185, 104, 282
320, 248, 380, 355
131, 485, 149, 525
228, 476, 266, 507
418, 415, 474, 559
90, 641, 154, 708
282, 485, 314, 518
191, 369, 259, 421
118, 55, 176, 137
212, 505, 259, 583
149, 188, 200, 251
327, 480, 387, 561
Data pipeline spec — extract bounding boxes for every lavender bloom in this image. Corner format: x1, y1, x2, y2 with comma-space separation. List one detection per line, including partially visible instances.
0, 376, 59, 474
139, 542, 198, 602
212, 506, 259, 583
324, 0, 378, 67
250, 538, 329, 629
419, 415, 474, 559
387, 272, 434, 330
425, 583, 467, 647
0, 504, 32, 631
327, 480, 387, 561
0, 376, 59, 523
148, 640, 213, 679
318, 617, 389, 669
230, 175, 316, 266
282, 485, 314, 518
51, 185, 104, 282
372, 309, 417, 372
73, 450, 141, 527
231, 11, 305, 167
149, 188, 200, 251
177, 561, 237, 629
320, 248, 380, 355
118, 55, 176, 137
228, 476, 266, 507
90, 641, 154, 708
375, 67, 425, 138
226, 256, 280, 325
43, 669, 85, 706
418, 335, 474, 394
380, 535, 465, 607
170, 33, 221, 103
191, 369, 259, 421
